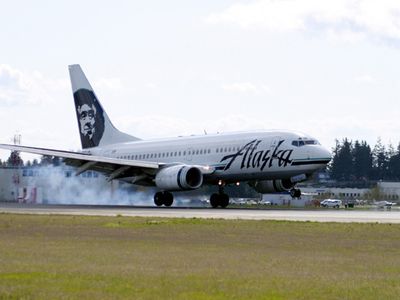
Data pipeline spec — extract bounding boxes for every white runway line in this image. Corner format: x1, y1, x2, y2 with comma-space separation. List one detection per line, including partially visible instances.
0, 203, 400, 223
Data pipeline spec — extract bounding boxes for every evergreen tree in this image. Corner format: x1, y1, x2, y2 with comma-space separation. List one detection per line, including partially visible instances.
330, 138, 353, 181
352, 140, 372, 180
388, 143, 400, 180
6, 151, 23, 166
40, 155, 53, 166
372, 138, 388, 180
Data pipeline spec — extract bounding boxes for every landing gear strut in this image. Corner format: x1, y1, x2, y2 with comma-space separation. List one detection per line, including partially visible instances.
290, 188, 302, 198
154, 191, 174, 207
210, 185, 230, 208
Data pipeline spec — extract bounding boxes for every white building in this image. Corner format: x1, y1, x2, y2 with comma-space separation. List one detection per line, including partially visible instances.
300, 187, 370, 200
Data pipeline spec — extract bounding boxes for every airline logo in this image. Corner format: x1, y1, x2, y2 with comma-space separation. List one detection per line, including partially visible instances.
73, 89, 105, 148
220, 139, 293, 171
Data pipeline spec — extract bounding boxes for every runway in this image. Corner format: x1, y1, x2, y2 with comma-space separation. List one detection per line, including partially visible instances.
0, 203, 399, 223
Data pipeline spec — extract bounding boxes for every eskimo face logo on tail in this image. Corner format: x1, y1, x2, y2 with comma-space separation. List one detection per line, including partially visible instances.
73, 89, 105, 148
78, 104, 96, 139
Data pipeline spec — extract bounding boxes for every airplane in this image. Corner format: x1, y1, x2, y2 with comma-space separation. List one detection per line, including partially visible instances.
0, 65, 332, 208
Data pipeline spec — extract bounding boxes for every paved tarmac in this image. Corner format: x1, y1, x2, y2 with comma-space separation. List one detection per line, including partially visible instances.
1, 202, 399, 223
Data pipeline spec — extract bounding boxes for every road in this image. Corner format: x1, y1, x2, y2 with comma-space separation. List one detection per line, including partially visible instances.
0, 203, 399, 223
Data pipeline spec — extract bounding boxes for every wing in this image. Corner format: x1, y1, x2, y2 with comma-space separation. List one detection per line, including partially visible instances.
0, 143, 160, 183
0, 144, 215, 184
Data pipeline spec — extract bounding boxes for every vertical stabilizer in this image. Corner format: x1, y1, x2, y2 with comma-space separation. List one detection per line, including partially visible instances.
68, 64, 140, 149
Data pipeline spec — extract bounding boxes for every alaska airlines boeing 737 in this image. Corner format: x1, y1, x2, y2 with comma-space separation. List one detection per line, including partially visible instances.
0, 65, 331, 208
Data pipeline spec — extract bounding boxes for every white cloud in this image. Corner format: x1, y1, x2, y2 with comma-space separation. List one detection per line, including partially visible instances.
0, 64, 68, 106
145, 83, 158, 90
206, 0, 400, 42
95, 78, 124, 90
354, 74, 376, 84
222, 82, 271, 94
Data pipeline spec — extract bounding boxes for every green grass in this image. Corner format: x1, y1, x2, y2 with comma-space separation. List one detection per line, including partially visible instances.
0, 214, 400, 299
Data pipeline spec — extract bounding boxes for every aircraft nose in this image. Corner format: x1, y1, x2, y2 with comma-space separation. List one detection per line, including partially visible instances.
319, 146, 332, 161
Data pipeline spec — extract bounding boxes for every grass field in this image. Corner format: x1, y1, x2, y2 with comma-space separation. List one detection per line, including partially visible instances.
0, 214, 400, 299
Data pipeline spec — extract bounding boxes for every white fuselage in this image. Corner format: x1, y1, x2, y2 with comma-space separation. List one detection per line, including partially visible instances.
87, 130, 331, 184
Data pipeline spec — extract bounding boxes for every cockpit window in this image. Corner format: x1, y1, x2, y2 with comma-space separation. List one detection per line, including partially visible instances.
292, 139, 319, 147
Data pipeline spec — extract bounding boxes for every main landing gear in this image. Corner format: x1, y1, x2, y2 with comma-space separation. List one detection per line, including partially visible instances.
154, 191, 174, 207
290, 188, 302, 198
210, 185, 230, 208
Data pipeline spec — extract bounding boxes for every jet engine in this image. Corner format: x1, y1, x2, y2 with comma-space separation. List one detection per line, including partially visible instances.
155, 165, 203, 191
251, 179, 295, 193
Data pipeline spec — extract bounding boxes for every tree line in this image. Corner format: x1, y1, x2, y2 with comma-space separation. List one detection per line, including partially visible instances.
329, 138, 400, 183
0, 152, 61, 167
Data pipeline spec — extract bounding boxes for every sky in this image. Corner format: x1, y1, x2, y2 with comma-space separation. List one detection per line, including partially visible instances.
0, 0, 400, 161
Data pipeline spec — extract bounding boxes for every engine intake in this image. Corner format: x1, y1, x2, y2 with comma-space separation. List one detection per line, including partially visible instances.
155, 165, 203, 191
251, 179, 295, 194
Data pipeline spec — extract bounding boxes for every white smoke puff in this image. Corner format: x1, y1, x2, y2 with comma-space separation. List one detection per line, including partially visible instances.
26, 165, 154, 205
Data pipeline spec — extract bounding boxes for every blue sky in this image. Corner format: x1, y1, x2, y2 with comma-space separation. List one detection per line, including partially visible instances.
1, 0, 400, 160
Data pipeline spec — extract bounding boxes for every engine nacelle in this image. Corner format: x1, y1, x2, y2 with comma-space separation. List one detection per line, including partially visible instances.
155, 165, 203, 191
251, 179, 295, 194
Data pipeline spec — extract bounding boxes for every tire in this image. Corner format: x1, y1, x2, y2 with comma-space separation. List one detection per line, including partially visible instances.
210, 193, 220, 208
154, 192, 164, 207
220, 193, 230, 208
163, 192, 174, 207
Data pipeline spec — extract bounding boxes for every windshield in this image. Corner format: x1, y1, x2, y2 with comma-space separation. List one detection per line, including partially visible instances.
292, 139, 320, 147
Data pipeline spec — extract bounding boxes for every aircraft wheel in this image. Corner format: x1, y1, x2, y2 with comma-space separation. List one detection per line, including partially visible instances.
164, 192, 174, 207
154, 192, 164, 207
220, 193, 230, 208
210, 193, 219, 208
290, 188, 302, 198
